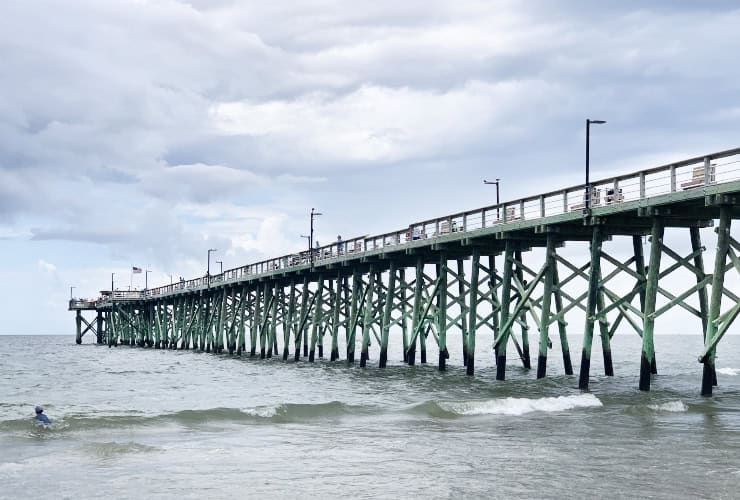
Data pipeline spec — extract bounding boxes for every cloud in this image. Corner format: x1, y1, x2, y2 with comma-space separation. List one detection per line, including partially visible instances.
208, 80, 564, 164
37, 259, 57, 274
1, 0, 740, 335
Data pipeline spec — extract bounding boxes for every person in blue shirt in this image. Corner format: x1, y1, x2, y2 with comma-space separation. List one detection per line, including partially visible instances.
34, 405, 50, 424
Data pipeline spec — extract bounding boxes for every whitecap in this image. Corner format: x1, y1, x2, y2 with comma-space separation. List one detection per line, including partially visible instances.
647, 400, 688, 412
241, 405, 279, 418
438, 394, 602, 416
717, 368, 740, 376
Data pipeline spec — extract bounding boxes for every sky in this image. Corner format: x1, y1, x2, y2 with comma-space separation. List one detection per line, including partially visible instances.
1, 0, 740, 334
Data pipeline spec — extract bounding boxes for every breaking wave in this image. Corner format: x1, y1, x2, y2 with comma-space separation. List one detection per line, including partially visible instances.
0, 401, 371, 433
717, 368, 740, 376
646, 400, 688, 412
410, 394, 603, 418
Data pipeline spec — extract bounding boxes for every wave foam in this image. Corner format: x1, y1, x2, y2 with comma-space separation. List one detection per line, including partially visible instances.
717, 368, 740, 376
435, 394, 602, 417
647, 401, 688, 412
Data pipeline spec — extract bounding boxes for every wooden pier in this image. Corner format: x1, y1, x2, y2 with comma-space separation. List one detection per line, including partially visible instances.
70, 147, 740, 395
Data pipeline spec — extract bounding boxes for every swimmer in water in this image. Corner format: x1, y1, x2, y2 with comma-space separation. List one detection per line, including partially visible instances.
34, 405, 50, 424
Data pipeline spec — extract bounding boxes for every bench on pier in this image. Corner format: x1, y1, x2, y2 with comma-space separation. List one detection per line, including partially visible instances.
681, 165, 716, 190
605, 187, 624, 204
495, 206, 522, 222
437, 220, 464, 235
570, 188, 601, 211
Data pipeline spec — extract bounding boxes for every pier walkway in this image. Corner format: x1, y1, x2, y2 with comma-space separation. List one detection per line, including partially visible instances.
70, 147, 740, 395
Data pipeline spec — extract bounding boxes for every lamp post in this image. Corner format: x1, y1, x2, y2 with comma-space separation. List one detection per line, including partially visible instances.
145, 270, 151, 290
310, 208, 322, 265
585, 119, 607, 212
207, 248, 217, 288
111, 272, 115, 292
70, 286, 75, 300
169, 274, 173, 285
216, 260, 223, 274
483, 178, 501, 219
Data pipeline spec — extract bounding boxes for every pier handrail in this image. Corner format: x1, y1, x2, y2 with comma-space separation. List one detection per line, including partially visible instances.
107, 146, 740, 302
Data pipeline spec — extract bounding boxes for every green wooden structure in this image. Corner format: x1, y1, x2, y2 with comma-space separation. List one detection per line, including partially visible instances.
69, 148, 740, 395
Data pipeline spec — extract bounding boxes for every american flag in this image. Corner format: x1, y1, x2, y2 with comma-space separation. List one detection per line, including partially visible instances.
132, 266, 142, 274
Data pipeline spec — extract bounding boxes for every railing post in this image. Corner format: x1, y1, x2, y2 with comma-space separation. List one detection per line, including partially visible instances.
563, 190, 568, 214
639, 172, 646, 199
704, 157, 711, 184
670, 165, 677, 192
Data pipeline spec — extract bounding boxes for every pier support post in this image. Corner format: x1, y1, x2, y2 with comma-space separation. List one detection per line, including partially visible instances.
347, 271, 360, 364
496, 241, 514, 381
284, 282, 295, 360
309, 275, 324, 362
640, 218, 664, 391
633, 235, 655, 373
96, 312, 104, 344
546, 264, 571, 371
251, 286, 261, 357
438, 254, 448, 371
295, 277, 308, 361
579, 225, 603, 390
408, 258, 423, 365
400, 269, 409, 362
458, 259, 468, 367
466, 248, 480, 376
515, 249, 531, 369
702, 207, 731, 395
268, 283, 279, 358
597, 267, 614, 376
537, 235, 556, 378
75, 310, 82, 344
379, 262, 396, 368
360, 267, 376, 367
330, 276, 341, 361
689, 227, 713, 386
303, 282, 310, 357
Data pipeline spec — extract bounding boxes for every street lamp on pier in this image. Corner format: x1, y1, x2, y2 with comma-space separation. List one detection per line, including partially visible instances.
585, 119, 607, 212
483, 178, 501, 219
70, 286, 75, 300
111, 272, 115, 292
310, 208, 322, 265
145, 270, 151, 290
207, 248, 217, 288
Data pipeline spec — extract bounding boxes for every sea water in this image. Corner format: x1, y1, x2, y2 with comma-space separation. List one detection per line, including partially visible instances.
2, 334, 740, 499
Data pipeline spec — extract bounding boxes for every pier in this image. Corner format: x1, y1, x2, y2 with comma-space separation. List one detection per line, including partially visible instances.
69, 147, 740, 395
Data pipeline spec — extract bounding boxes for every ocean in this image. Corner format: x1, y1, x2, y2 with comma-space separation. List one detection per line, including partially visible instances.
2, 333, 740, 499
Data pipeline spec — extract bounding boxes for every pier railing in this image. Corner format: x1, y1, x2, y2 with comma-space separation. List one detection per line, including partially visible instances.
104, 147, 740, 302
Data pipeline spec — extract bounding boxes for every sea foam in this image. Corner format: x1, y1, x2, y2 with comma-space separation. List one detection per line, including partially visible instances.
646, 401, 688, 412
717, 368, 740, 376
437, 394, 602, 416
